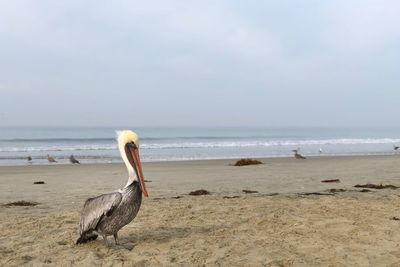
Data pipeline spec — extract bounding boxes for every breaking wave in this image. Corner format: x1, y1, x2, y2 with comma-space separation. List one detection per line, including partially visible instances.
0, 138, 399, 153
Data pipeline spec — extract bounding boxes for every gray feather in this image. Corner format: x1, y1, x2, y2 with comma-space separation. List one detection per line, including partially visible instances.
79, 192, 122, 235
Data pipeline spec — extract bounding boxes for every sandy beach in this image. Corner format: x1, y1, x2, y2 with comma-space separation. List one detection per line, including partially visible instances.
1, 155, 400, 266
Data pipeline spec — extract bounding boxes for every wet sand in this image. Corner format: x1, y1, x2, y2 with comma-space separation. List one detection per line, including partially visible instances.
1, 155, 400, 266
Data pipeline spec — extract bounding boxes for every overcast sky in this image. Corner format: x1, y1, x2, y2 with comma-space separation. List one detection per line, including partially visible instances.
0, 1, 399, 128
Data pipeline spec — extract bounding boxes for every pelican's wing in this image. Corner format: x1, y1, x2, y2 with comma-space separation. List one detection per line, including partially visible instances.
79, 192, 122, 235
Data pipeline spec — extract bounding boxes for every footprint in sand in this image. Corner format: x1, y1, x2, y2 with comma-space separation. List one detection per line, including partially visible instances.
57, 241, 68, 246
21, 255, 34, 263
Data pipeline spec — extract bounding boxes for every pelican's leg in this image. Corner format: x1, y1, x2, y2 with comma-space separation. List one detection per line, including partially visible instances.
114, 233, 119, 245
102, 234, 109, 247
111, 232, 135, 250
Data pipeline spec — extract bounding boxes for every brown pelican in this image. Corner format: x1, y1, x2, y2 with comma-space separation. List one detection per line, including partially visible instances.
292, 149, 306, 159
76, 130, 148, 248
47, 155, 57, 163
69, 154, 80, 164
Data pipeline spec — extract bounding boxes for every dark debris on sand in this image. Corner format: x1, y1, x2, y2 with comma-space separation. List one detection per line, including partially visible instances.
189, 189, 210, 196
321, 179, 340, 183
234, 158, 263, 166
326, 188, 346, 193
391, 216, 400, 221
33, 181, 45, 184
299, 192, 334, 196
4, 201, 39, 207
223, 196, 240, 199
359, 189, 372, 193
242, 189, 259, 194
354, 183, 398, 189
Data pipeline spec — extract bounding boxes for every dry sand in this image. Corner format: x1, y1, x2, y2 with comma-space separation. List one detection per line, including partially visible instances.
1, 155, 400, 266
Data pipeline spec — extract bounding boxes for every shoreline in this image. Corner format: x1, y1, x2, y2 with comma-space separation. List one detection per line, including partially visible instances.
0, 152, 399, 167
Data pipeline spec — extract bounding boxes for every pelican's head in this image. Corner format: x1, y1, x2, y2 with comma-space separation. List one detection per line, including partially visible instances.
117, 130, 148, 197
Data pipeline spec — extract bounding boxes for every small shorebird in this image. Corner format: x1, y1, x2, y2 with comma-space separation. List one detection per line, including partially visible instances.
76, 130, 148, 249
292, 149, 306, 159
319, 148, 323, 154
27, 156, 32, 163
394, 146, 399, 151
47, 155, 57, 163
69, 155, 80, 164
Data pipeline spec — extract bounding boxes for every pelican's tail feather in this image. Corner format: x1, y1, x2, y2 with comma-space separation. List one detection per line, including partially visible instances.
76, 232, 98, 244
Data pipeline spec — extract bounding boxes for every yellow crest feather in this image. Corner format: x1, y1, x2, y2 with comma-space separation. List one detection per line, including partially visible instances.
117, 130, 140, 151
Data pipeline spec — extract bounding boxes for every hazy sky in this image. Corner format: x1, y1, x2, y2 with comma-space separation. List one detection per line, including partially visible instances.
1, 1, 399, 128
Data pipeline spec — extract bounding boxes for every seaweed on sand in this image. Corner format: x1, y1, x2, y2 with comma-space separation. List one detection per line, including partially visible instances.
4, 201, 39, 207
189, 189, 210, 196
321, 179, 340, 183
242, 189, 259, 194
326, 188, 346, 193
354, 183, 398, 189
298, 192, 334, 196
234, 159, 263, 166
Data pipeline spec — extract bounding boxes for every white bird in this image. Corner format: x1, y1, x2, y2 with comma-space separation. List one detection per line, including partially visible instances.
76, 130, 149, 249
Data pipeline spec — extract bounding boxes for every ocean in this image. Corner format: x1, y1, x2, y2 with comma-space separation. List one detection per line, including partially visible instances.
0, 127, 399, 166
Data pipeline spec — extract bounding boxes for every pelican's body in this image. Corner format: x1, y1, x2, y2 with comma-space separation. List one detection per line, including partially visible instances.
97, 182, 141, 235
76, 130, 148, 247
76, 181, 142, 245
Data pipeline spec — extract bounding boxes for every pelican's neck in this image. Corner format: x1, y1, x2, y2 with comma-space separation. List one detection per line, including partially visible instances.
123, 178, 133, 189
119, 143, 138, 188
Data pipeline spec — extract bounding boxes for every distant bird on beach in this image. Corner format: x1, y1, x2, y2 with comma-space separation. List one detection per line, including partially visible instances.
394, 146, 399, 151
319, 148, 323, 154
292, 149, 306, 159
27, 156, 32, 163
76, 130, 148, 249
69, 155, 80, 164
47, 155, 57, 163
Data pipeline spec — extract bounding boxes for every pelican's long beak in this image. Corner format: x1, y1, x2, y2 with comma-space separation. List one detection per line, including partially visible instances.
128, 145, 149, 197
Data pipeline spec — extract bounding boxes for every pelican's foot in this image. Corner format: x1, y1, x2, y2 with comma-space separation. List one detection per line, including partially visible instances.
122, 242, 136, 251
111, 243, 135, 251
123, 242, 136, 250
